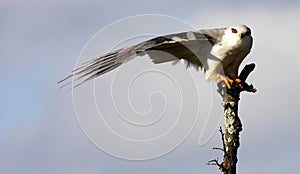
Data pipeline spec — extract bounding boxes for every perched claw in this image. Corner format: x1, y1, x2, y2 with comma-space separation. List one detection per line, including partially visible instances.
233, 78, 243, 88
217, 64, 257, 97
218, 76, 234, 89
217, 77, 245, 89
234, 78, 242, 83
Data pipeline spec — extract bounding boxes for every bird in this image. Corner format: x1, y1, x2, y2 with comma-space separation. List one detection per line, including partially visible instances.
58, 24, 253, 89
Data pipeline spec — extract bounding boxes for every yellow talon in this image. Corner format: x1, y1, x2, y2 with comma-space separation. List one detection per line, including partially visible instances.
235, 78, 242, 83
218, 76, 234, 89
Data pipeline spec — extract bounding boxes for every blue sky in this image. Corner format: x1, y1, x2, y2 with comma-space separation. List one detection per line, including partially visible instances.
1, 0, 300, 173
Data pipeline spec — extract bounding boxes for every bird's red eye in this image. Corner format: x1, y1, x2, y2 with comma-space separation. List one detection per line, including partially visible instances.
231, 28, 238, 34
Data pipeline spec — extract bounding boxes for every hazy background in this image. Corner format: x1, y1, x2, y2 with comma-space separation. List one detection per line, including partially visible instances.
1, 0, 300, 173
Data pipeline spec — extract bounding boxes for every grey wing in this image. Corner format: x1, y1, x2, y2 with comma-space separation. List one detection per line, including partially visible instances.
142, 28, 226, 69
58, 28, 226, 88
199, 28, 226, 44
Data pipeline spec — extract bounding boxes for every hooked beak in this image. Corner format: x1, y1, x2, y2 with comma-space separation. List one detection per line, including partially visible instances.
241, 29, 251, 39
241, 33, 246, 39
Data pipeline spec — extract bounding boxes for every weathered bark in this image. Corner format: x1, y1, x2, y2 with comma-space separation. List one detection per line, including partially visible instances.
221, 94, 241, 174
208, 63, 256, 174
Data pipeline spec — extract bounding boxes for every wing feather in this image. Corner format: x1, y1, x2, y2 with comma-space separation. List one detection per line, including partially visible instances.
58, 28, 226, 88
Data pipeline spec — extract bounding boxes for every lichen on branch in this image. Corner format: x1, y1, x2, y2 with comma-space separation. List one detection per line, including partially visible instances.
208, 63, 256, 174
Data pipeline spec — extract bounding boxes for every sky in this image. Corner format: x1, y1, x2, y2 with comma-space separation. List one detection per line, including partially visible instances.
1, 0, 300, 173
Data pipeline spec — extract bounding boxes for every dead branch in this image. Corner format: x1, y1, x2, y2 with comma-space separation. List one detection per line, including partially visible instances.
209, 63, 256, 174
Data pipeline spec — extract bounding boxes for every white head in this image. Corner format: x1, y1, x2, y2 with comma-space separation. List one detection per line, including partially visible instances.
223, 25, 252, 46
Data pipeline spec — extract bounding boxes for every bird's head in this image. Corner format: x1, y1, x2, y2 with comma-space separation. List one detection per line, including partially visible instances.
223, 24, 252, 46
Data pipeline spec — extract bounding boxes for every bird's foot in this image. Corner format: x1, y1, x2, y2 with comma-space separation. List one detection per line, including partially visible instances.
217, 76, 244, 89
233, 78, 244, 88
217, 64, 257, 98
217, 76, 234, 89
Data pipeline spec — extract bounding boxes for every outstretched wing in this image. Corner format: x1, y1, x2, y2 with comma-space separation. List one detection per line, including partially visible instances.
58, 28, 226, 88
144, 28, 225, 69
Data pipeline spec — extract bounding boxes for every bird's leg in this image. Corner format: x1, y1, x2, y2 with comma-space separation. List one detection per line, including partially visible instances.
217, 75, 245, 89
225, 68, 244, 88
217, 75, 234, 89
